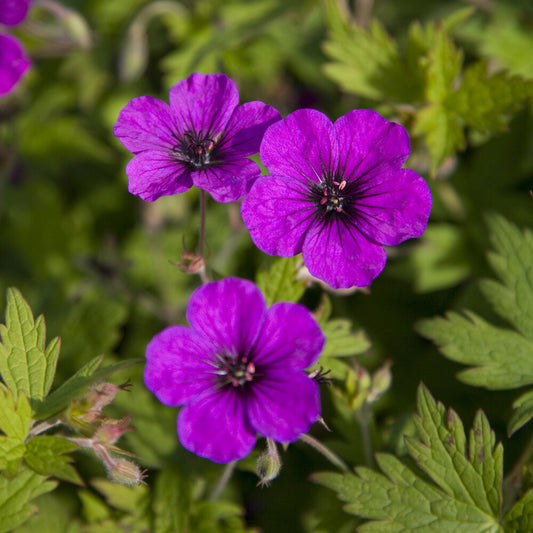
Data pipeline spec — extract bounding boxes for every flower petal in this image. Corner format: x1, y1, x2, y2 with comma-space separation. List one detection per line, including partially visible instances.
0, 35, 30, 96
186, 278, 266, 357
126, 150, 192, 201
144, 326, 217, 406
302, 218, 387, 288
260, 108, 338, 184
191, 157, 260, 203
334, 109, 410, 182
248, 372, 320, 442
169, 73, 239, 137
253, 302, 324, 371
113, 96, 177, 154
241, 174, 315, 256
219, 101, 281, 157
352, 168, 432, 246
0, 0, 31, 26
178, 389, 256, 463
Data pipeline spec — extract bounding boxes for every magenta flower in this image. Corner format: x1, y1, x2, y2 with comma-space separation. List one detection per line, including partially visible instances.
113, 73, 281, 203
0, 0, 31, 96
241, 109, 432, 289
144, 277, 324, 463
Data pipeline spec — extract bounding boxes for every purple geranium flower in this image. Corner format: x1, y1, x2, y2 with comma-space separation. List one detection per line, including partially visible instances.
241, 109, 432, 289
144, 277, 324, 463
113, 73, 281, 203
0, 0, 31, 96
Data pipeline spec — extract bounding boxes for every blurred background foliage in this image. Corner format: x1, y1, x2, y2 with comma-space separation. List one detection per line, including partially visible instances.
1, 0, 533, 531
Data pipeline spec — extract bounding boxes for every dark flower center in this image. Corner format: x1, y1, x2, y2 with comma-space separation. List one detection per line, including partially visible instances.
310, 173, 353, 219
175, 131, 217, 169
216, 354, 256, 388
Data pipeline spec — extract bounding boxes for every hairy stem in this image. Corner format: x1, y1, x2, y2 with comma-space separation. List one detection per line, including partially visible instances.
197, 189, 209, 284
299, 433, 350, 472
209, 461, 237, 501
355, 401, 374, 468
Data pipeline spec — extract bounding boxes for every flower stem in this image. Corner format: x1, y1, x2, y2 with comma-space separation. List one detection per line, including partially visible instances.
299, 433, 350, 472
197, 189, 209, 284
355, 401, 374, 468
209, 461, 236, 501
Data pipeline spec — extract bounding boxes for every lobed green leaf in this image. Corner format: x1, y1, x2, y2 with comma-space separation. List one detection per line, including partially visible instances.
0, 289, 60, 405
313, 385, 504, 532
255, 256, 305, 306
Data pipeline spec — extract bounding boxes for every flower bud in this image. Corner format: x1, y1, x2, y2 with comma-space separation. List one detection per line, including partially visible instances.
256, 440, 282, 487
107, 459, 147, 486
94, 416, 132, 445
368, 359, 393, 403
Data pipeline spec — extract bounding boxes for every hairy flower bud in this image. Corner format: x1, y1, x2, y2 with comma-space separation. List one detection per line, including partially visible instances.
256, 440, 282, 487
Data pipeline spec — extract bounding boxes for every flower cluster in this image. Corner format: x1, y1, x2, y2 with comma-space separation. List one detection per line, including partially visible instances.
144, 277, 324, 463
0, 0, 31, 96
118, 73, 432, 464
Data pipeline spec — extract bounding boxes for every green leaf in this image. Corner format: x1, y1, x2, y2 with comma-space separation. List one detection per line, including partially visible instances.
414, 103, 465, 175
255, 256, 305, 306
0, 384, 32, 475
417, 310, 533, 389
35, 356, 141, 419
323, 4, 420, 102
448, 60, 533, 134
0, 466, 57, 533
502, 489, 533, 532
425, 25, 463, 103
508, 389, 533, 437
91, 478, 148, 515
0, 383, 32, 441
0, 288, 60, 404
482, 215, 533, 341
152, 469, 191, 533
313, 384, 504, 532
24, 436, 82, 485
417, 216, 533, 433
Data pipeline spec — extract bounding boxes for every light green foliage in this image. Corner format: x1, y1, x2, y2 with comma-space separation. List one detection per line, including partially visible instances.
0, 384, 32, 476
503, 490, 533, 532
190, 500, 251, 533
313, 385, 504, 532
315, 294, 370, 379
0, 288, 60, 405
0, 466, 57, 533
417, 215, 533, 434
35, 355, 141, 419
24, 436, 82, 485
256, 256, 306, 306
152, 469, 191, 533
322, 3, 533, 174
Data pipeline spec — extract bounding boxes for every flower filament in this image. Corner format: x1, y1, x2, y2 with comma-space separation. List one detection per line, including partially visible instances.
315, 176, 348, 214
176, 131, 216, 169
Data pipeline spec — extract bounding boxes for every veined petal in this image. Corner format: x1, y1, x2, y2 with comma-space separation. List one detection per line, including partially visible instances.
191, 157, 260, 203
144, 326, 217, 406
260, 109, 339, 184
302, 218, 387, 288
353, 168, 432, 246
241, 174, 315, 256
186, 278, 266, 358
248, 372, 320, 442
219, 101, 281, 157
113, 96, 177, 153
335, 109, 410, 182
169, 73, 238, 138
253, 302, 324, 371
0, 35, 30, 96
126, 150, 193, 201
0, 0, 31, 26
178, 389, 256, 463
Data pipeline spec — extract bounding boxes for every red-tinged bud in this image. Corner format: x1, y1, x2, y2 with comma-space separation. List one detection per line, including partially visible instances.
94, 416, 133, 445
